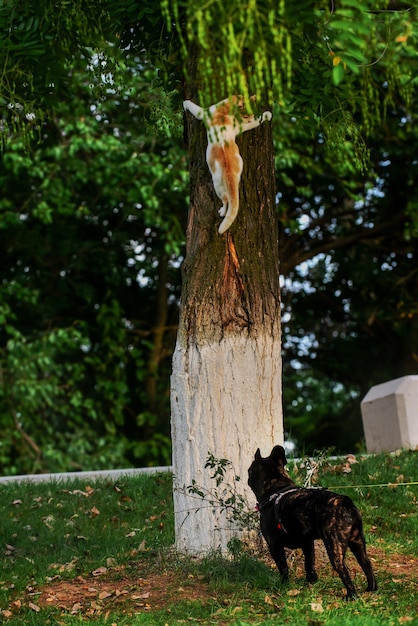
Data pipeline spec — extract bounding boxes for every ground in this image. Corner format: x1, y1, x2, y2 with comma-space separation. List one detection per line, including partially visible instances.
31, 545, 417, 618
36, 570, 210, 615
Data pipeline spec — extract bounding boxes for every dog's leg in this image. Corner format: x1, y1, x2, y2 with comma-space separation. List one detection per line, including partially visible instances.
348, 535, 378, 592
302, 541, 318, 583
268, 541, 289, 583
322, 534, 357, 600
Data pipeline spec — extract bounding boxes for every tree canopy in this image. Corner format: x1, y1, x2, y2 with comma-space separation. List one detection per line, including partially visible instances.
3, 1, 418, 163
165, 0, 418, 169
0, 45, 186, 472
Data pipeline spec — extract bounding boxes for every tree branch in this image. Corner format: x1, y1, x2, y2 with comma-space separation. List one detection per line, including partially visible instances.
280, 210, 405, 276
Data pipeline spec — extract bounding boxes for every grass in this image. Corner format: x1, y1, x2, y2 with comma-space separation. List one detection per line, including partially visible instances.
0, 450, 417, 625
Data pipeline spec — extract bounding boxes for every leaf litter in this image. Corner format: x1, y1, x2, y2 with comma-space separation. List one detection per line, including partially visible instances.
4, 544, 413, 620
35, 569, 213, 617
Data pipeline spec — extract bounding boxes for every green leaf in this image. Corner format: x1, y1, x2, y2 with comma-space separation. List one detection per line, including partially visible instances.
332, 63, 345, 85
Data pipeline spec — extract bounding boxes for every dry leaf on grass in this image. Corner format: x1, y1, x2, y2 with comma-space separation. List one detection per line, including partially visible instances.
92, 567, 107, 577
287, 589, 301, 597
98, 590, 113, 600
70, 602, 83, 613
132, 592, 150, 600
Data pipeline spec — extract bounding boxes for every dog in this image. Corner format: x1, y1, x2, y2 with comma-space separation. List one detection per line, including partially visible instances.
248, 445, 377, 599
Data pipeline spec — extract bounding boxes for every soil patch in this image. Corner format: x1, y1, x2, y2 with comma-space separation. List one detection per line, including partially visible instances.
36, 570, 213, 616
25, 546, 418, 617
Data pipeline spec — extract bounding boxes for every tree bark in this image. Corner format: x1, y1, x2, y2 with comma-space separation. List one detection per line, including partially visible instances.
145, 253, 169, 415
171, 100, 282, 553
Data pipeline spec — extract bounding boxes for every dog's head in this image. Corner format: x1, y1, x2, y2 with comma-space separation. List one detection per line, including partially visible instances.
248, 445, 292, 501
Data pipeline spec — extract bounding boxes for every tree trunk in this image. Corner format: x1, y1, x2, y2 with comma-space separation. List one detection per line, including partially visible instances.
145, 253, 169, 415
171, 101, 282, 553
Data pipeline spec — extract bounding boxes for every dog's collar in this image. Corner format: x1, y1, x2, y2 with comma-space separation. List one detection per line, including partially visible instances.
256, 485, 300, 535
256, 485, 298, 512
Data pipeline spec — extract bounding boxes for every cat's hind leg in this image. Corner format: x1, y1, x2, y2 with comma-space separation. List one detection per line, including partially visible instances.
218, 198, 228, 217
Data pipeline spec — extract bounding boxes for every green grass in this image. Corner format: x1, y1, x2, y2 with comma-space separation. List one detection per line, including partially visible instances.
295, 448, 418, 556
0, 450, 417, 625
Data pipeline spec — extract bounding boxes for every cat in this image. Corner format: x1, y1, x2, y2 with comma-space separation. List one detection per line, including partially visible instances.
183, 96, 272, 234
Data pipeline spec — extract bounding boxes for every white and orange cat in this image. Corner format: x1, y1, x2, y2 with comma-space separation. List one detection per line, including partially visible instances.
183, 96, 272, 234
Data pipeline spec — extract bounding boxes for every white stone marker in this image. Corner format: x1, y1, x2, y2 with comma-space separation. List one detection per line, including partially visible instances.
361, 375, 418, 453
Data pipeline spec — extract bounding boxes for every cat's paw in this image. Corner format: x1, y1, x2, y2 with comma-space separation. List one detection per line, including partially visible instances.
218, 206, 226, 217
183, 100, 191, 110
262, 111, 272, 122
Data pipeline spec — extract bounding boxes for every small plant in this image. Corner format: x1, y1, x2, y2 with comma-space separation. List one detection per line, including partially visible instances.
181, 452, 259, 535
296, 448, 335, 487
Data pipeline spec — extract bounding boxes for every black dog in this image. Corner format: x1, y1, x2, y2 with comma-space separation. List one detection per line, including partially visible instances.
248, 445, 377, 599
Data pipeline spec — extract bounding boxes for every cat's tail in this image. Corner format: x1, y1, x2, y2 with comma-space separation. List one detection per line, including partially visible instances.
218, 197, 239, 234
218, 146, 241, 235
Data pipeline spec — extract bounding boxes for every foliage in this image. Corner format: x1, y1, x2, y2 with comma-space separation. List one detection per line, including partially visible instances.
1, 0, 111, 145
164, 0, 418, 168
4, 0, 418, 166
182, 453, 258, 535
0, 451, 417, 623
0, 0, 181, 148
0, 55, 187, 474
279, 102, 418, 453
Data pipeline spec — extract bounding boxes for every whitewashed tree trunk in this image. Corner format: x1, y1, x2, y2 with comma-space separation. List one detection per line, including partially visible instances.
171, 333, 282, 552
171, 95, 282, 553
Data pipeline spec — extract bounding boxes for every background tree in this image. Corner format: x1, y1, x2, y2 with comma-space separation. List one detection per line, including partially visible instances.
0, 45, 186, 472
279, 105, 418, 451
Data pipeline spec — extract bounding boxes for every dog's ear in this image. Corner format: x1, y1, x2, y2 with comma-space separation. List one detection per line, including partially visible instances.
254, 448, 262, 461
270, 445, 287, 468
